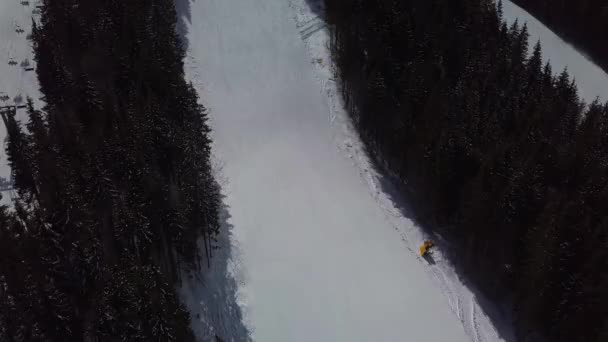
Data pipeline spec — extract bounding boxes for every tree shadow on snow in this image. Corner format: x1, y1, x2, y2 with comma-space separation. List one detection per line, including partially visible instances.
175, 0, 194, 51
179, 199, 251, 342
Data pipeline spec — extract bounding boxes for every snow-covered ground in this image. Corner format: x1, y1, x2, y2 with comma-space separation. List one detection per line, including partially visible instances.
503, 0, 608, 103
0, 0, 42, 181
178, 0, 512, 341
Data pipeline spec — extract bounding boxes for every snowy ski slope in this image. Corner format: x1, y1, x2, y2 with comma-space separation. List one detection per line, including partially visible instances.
178, 0, 508, 341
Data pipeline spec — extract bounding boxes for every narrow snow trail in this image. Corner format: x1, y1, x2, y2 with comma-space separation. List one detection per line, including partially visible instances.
181, 0, 470, 341
503, 0, 608, 103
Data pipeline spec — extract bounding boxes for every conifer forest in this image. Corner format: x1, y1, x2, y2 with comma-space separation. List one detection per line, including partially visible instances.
0, 1, 219, 340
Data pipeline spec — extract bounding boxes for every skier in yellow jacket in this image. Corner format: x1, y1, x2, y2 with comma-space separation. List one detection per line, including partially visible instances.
419, 240, 434, 257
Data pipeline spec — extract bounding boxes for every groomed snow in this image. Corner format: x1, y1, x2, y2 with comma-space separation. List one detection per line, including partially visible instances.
502, 0, 608, 103
178, 0, 511, 341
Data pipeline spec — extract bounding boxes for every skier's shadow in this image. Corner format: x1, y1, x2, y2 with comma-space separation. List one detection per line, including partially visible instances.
422, 252, 436, 265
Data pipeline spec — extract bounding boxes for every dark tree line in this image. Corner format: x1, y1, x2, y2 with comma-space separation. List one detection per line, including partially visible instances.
325, 0, 608, 340
0, 0, 220, 340
511, 0, 608, 72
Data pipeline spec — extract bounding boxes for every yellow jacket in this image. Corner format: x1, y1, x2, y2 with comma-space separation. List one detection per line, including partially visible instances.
419, 240, 434, 256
